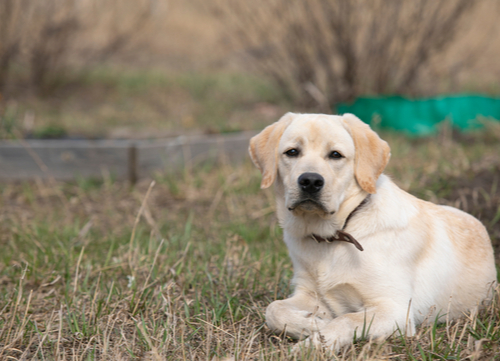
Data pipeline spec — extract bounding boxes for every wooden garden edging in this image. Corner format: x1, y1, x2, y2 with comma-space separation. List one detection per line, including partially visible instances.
0, 131, 257, 182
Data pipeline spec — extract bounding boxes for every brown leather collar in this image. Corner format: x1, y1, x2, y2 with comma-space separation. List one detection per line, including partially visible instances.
311, 231, 364, 251
309, 196, 370, 251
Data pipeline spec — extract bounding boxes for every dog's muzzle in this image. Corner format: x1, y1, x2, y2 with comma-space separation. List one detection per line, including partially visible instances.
287, 172, 331, 214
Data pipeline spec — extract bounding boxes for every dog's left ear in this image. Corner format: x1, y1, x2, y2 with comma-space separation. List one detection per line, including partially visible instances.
249, 112, 296, 189
342, 113, 391, 194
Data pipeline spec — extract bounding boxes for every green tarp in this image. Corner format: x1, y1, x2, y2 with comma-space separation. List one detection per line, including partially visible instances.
337, 95, 500, 135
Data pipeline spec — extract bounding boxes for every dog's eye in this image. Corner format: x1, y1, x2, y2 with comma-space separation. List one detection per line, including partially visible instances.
329, 151, 343, 159
285, 149, 300, 157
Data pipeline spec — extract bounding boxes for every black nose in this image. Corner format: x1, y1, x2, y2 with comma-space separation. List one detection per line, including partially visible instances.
298, 173, 324, 194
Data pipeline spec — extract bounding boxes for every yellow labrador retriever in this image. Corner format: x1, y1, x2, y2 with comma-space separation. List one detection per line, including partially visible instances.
249, 112, 496, 350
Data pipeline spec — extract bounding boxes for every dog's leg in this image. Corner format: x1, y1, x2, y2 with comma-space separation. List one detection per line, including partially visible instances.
266, 292, 333, 339
297, 301, 415, 351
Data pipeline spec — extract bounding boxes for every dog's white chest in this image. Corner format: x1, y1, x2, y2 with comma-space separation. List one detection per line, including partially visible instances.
288, 239, 367, 313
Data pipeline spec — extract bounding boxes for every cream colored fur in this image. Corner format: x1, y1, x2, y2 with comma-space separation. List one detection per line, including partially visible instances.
249, 113, 497, 351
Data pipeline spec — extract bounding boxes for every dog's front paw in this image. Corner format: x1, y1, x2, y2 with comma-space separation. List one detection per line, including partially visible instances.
292, 331, 346, 355
283, 310, 330, 335
292, 332, 323, 354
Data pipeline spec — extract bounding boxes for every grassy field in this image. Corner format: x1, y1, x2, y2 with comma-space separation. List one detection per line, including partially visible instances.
0, 68, 288, 140
1, 123, 500, 360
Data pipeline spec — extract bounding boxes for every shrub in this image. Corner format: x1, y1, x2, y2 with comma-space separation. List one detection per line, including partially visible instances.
0, 0, 166, 94
209, 0, 494, 109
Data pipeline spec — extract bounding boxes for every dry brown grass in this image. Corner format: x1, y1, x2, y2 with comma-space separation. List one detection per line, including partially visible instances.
1, 126, 499, 359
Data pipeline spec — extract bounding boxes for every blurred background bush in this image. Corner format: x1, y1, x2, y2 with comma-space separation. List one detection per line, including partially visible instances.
209, 0, 500, 107
0, 0, 500, 138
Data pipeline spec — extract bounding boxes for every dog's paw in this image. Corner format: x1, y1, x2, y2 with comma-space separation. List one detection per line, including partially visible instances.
292, 331, 345, 355
286, 310, 329, 333
292, 332, 323, 354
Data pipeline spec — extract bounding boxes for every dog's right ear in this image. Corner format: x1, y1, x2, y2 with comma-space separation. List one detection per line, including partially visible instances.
249, 112, 296, 189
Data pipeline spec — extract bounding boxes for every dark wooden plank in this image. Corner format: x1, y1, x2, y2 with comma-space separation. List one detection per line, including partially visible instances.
0, 132, 258, 180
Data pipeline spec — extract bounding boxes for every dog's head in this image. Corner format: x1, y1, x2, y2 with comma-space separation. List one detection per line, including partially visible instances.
249, 113, 390, 219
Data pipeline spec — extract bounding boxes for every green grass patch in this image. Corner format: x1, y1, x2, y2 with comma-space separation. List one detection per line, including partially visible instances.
1, 67, 288, 139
